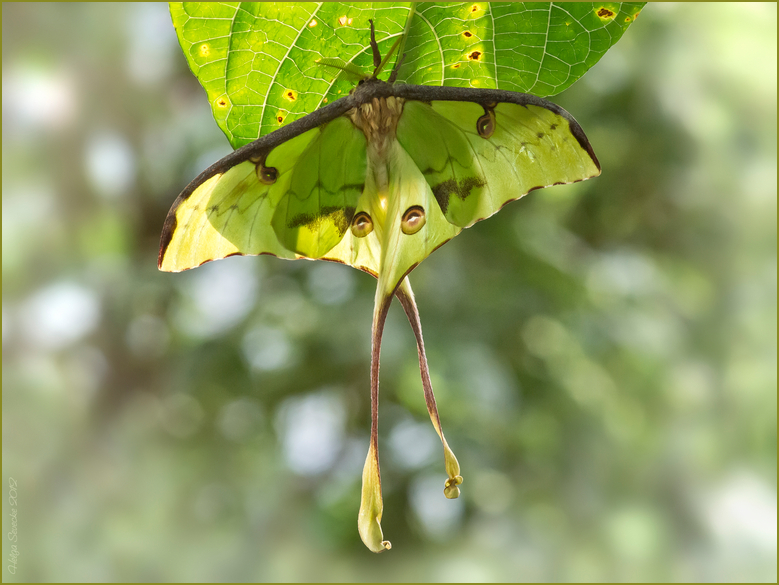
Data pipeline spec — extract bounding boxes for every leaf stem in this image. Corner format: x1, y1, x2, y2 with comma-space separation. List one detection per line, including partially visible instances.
393, 3, 417, 78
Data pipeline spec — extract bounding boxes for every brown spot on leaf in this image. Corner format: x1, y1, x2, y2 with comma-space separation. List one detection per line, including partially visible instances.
468, 51, 482, 61
463, 31, 473, 38
597, 7, 616, 19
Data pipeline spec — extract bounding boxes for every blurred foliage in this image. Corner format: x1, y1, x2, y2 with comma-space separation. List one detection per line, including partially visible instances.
171, 1, 644, 146
2, 2, 776, 582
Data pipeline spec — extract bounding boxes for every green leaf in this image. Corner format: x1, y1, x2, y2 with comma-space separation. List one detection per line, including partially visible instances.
404, 2, 645, 95
170, 2, 644, 149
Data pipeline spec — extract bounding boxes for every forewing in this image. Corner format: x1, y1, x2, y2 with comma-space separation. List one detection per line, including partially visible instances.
159, 114, 367, 272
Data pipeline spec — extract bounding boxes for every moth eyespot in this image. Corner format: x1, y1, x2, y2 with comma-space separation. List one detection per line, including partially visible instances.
401, 206, 426, 235
351, 211, 373, 237
257, 164, 278, 184
476, 110, 495, 138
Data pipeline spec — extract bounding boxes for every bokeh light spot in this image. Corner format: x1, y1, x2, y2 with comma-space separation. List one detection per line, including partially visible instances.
21, 282, 100, 350
277, 389, 346, 476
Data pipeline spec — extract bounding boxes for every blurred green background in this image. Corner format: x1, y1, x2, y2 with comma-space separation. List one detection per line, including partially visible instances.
2, 2, 776, 582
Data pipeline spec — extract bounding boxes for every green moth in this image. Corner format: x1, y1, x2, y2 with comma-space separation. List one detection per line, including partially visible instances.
159, 21, 600, 553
